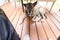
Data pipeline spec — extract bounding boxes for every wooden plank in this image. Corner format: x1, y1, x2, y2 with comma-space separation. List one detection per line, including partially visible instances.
46, 13, 60, 38
47, 10, 60, 30
1, 4, 15, 19
3, 5, 15, 18
42, 20, 56, 40
15, 16, 24, 38
47, 9, 60, 38
9, 7, 19, 21
51, 11, 60, 18
0, 2, 11, 9
36, 21, 48, 40
50, 12, 60, 22
21, 17, 29, 40
1, 3, 13, 13
15, 8, 24, 37
30, 22, 38, 40
12, 8, 21, 28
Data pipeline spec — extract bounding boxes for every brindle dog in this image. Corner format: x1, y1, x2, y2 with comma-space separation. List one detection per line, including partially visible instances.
20, 1, 37, 24
20, 1, 47, 24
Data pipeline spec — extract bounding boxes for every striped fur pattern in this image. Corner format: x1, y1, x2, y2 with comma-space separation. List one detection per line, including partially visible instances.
20, 1, 47, 25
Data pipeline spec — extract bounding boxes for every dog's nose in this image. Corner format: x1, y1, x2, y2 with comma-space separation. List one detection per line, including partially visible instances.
29, 13, 33, 17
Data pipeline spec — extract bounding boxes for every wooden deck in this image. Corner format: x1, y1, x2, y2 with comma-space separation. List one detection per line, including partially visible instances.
1, 2, 60, 40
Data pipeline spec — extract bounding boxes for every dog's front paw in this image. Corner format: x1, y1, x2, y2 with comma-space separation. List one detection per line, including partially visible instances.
32, 16, 41, 22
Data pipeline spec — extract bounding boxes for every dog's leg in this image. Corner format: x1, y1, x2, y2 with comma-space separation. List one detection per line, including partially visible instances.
39, 12, 43, 19
39, 12, 46, 22
44, 14, 47, 19
36, 12, 42, 22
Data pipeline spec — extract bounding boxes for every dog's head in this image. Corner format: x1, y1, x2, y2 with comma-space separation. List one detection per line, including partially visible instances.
23, 1, 37, 17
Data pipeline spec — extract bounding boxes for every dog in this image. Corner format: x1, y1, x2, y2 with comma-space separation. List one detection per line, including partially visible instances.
20, 1, 47, 24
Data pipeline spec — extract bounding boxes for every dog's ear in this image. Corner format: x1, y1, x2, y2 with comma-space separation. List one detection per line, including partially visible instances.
33, 1, 37, 7
23, 4, 26, 7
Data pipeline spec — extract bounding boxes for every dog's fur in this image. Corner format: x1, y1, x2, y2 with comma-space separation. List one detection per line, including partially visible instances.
32, 6, 47, 22
20, 1, 47, 24
23, 1, 37, 17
